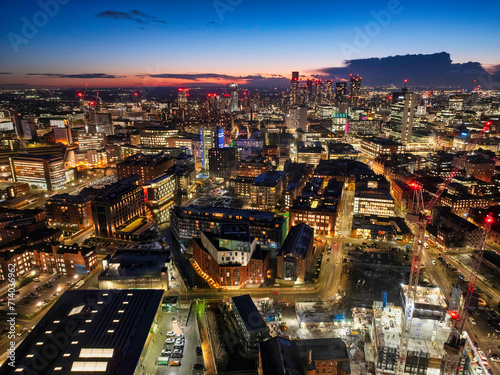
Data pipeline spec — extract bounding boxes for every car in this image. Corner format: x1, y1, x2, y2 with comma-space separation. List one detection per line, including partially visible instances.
169, 361, 181, 366
171, 352, 183, 358
193, 363, 205, 370
174, 344, 184, 349
17, 328, 28, 337
165, 338, 175, 344
166, 331, 175, 337
478, 350, 488, 364
162, 349, 171, 355
490, 354, 500, 363
470, 318, 477, 325
33, 277, 40, 282
0, 297, 7, 302
173, 348, 183, 354
175, 334, 184, 339
196, 346, 202, 355
432, 260, 436, 265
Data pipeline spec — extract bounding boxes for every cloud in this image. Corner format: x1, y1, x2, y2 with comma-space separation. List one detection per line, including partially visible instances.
134, 72, 290, 88
96, 10, 166, 24
317, 52, 494, 88
136, 73, 266, 81
27, 73, 126, 79
0, 72, 12, 75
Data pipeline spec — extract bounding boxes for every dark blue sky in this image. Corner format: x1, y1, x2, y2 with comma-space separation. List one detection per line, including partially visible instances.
1, 0, 499, 87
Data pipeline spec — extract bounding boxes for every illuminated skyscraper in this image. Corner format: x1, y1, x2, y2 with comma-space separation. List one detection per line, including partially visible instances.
315, 80, 324, 105
230, 83, 239, 112
200, 126, 224, 169
349, 74, 361, 108
290, 71, 299, 106
305, 79, 313, 106
325, 80, 333, 103
178, 88, 189, 108
335, 82, 348, 104
391, 88, 418, 144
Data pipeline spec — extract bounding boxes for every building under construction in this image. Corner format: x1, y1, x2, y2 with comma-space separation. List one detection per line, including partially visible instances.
371, 285, 452, 375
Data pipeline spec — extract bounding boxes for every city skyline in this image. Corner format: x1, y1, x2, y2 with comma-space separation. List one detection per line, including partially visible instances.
1, 0, 500, 88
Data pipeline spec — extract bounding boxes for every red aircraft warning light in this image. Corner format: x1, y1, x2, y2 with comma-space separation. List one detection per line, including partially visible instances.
409, 182, 421, 190
77, 92, 83, 97
448, 310, 460, 320
485, 213, 494, 224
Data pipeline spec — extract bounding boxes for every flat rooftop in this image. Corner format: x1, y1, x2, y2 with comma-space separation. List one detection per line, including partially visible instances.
99, 250, 168, 279
0, 289, 163, 375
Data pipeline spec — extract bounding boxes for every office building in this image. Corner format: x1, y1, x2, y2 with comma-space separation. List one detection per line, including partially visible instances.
193, 224, 269, 287
142, 172, 177, 224
46, 193, 93, 236
90, 177, 147, 239
360, 137, 405, 160
315, 79, 324, 105
209, 147, 237, 180
349, 74, 361, 107
229, 176, 255, 198
354, 188, 395, 217
391, 89, 418, 144
116, 153, 174, 185
290, 71, 300, 106
78, 132, 107, 150
171, 205, 287, 248
277, 223, 314, 283
178, 88, 189, 107
335, 82, 348, 104
236, 155, 272, 178
10, 154, 66, 191
0, 289, 163, 375
259, 337, 350, 375
325, 143, 359, 160
251, 171, 286, 210
230, 83, 239, 112
297, 141, 324, 165
200, 126, 224, 169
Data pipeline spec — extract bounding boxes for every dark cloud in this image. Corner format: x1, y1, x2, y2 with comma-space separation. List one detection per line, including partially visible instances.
318, 52, 495, 88
0, 72, 12, 75
135, 72, 290, 88
97, 10, 166, 24
27, 73, 126, 79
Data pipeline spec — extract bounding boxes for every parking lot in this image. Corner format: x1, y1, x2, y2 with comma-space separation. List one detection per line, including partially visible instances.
140, 303, 205, 375
0, 272, 83, 319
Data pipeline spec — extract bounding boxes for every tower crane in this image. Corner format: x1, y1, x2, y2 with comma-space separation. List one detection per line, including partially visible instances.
441, 212, 494, 375
395, 120, 493, 375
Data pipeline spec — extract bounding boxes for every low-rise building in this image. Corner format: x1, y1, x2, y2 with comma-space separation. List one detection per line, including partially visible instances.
354, 188, 395, 217
231, 294, 270, 351
360, 137, 405, 160
117, 153, 174, 185
0, 289, 163, 375
99, 250, 169, 289
193, 224, 269, 287
277, 223, 314, 283
46, 193, 93, 236
259, 336, 350, 375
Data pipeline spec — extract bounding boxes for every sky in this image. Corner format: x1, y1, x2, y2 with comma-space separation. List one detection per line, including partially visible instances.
0, 0, 499, 88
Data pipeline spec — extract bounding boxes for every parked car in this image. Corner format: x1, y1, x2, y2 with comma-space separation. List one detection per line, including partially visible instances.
169, 361, 181, 366
166, 331, 175, 337
193, 363, 204, 370
165, 338, 175, 344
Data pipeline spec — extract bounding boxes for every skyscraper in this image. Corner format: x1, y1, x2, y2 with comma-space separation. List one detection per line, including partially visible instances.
305, 79, 313, 106
290, 71, 299, 106
349, 74, 361, 108
230, 83, 239, 112
391, 88, 418, 144
200, 126, 224, 169
315, 79, 324, 105
178, 88, 189, 108
325, 80, 333, 103
335, 82, 348, 104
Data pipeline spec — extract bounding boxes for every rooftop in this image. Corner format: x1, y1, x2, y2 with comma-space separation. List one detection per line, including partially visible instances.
232, 294, 268, 333
0, 289, 163, 375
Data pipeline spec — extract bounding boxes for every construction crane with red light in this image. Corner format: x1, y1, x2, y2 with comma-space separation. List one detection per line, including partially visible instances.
395, 120, 493, 375
441, 212, 494, 374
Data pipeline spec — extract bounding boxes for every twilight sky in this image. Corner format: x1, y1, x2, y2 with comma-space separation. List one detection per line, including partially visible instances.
0, 0, 499, 88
